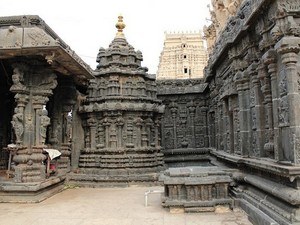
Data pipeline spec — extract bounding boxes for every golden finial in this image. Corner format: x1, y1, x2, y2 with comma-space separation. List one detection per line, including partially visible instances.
115, 14, 125, 38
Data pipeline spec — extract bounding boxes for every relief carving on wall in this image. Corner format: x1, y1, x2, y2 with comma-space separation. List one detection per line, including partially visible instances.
278, 98, 289, 127
279, 71, 287, 97
27, 30, 51, 46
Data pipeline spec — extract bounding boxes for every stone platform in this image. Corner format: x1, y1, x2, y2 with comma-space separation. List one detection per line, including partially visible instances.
160, 166, 233, 212
0, 175, 65, 203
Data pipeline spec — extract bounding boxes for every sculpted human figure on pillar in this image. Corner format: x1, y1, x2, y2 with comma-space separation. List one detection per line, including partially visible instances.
11, 107, 24, 145
40, 109, 50, 146
38, 73, 58, 94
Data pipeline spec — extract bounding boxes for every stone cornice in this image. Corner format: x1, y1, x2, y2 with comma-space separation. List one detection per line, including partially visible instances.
156, 79, 208, 95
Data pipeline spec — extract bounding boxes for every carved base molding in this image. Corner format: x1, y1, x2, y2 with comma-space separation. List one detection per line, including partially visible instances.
13, 146, 47, 182
163, 148, 211, 167
232, 187, 296, 225
0, 176, 65, 203
67, 170, 162, 187
211, 148, 300, 225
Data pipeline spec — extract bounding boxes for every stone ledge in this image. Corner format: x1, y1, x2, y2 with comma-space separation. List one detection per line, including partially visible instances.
163, 198, 233, 208
233, 173, 300, 205
163, 148, 209, 155
210, 149, 300, 180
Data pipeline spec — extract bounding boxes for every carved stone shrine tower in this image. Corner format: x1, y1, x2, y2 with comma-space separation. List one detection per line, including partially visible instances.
73, 16, 165, 185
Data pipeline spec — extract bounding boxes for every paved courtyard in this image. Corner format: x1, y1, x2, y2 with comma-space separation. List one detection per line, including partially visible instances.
0, 186, 252, 225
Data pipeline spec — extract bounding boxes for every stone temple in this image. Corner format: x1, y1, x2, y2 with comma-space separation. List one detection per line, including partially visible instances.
69, 16, 165, 185
0, 1, 300, 224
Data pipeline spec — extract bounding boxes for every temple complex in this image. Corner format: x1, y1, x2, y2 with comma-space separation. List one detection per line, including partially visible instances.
0, 0, 300, 224
157, 32, 208, 79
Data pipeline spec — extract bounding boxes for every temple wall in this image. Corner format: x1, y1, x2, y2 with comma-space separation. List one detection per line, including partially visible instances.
157, 79, 210, 167
205, 0, 300, 224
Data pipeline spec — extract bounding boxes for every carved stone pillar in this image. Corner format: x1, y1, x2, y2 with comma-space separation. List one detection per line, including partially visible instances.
217, 103, 223, 150
275, 36, 300, 164
249, 62, 265, 157
109, 122, 117, 149
135, 117, 143, 147
87, 117, 97, 150
187, 101, 196, 148
170, 102, 178, 149
116, 117, 124, 148
145, 118, 153, 147
103, 117, 111, 148
10, 66, 57, 182
96, 119, 105, 149
222, 100, 230, 153
141, 120, 148, 148
263, 49, 278, 159
235, 70, 251, 156
125, 117, 134, 148
154, 118, 160, 148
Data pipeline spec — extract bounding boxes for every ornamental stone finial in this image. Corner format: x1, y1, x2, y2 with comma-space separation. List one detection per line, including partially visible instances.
115, 14, 125, 38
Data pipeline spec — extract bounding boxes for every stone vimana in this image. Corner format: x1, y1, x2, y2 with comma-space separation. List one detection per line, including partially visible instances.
0, 0, 300, 224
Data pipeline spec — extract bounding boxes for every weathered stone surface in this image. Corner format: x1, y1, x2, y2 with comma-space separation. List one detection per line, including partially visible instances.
160, 166, 232, 212
203, 0, 300, 224
157, 79, 209, 167
0, 15, 92, 201
69, 16, 165, 185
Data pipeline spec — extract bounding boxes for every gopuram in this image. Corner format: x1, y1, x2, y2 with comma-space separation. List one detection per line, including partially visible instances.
68, 15, 165, 186
0, 0, 300, 224
157, 31, 208, 79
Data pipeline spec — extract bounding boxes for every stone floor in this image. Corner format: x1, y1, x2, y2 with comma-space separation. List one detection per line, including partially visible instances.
0, 186, 252, 225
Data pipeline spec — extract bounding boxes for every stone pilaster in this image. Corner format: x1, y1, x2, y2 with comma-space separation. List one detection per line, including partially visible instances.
187, 101, 196, 148
87, 117, 97, 150
263, 49, 278, 159
275, 36, 300, 164
250, 62, 265, 157
235, 71, 251, 157
170, 102, 178, 149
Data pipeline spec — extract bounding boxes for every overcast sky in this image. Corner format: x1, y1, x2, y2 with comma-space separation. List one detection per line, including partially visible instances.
0, 0, 211, 74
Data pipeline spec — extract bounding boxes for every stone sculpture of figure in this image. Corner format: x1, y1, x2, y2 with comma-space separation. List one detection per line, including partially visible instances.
40, 109, 50, 145
11, 107, 24, 144
38, 74, 58, 92
10, 67, 25, 91
224, 0, 242, 16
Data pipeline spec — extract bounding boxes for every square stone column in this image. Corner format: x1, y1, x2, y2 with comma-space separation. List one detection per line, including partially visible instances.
275, 36, 300, 164
235, 71, 251, 157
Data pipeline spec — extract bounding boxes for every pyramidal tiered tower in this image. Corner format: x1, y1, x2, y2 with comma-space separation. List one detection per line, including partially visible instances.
74, 16, 165, 185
